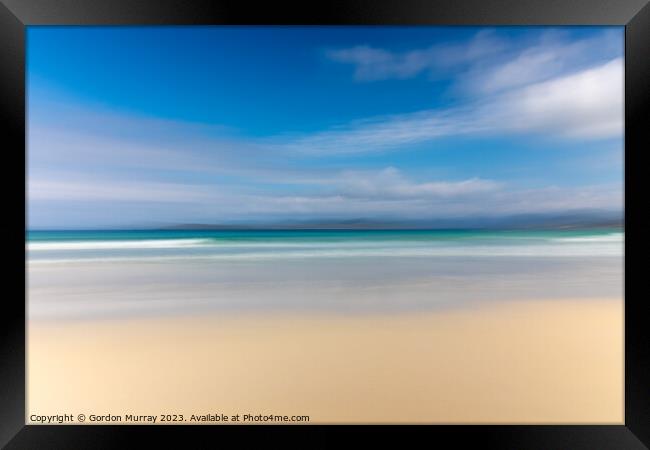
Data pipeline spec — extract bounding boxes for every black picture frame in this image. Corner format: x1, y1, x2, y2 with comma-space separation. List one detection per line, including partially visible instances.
1, 0, 648, 448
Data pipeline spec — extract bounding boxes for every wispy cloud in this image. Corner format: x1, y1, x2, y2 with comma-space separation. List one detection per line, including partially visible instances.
28, 164, 621, 228
281, 57, 622, 155
335, 167, 500, 199
278, 107, 481, 155
219, 183, 621, 221
317, 29, 623, 152
28, 178, 219, 203
326, 29, 621, 89
326, 30, 506, 81
485, 58, 623, 139
457, 29, 622, 95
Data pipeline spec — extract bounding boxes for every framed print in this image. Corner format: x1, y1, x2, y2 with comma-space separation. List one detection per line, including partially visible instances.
1, 0, 649, 448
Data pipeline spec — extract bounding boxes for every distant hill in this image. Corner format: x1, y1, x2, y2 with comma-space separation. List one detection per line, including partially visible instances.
163, 211, 623, 231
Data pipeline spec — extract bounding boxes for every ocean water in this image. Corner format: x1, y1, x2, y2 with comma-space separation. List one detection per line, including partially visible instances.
26, 229, 624, 319
27, 228, 623, 263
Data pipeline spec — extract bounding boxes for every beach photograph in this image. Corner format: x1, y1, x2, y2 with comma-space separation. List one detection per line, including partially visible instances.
27, 26, 624, 424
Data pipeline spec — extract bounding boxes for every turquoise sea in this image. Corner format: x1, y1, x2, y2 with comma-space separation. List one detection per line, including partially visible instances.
27, 228, 624, 320
27, 228, 623, 263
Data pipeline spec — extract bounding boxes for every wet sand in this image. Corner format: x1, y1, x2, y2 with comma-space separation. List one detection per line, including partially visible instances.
27, 298, 623, 424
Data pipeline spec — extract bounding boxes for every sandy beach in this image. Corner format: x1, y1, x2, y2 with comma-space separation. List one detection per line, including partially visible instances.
27, 298, 622, 424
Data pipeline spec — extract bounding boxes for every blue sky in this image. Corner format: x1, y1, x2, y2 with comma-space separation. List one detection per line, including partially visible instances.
27, 26, 624, 228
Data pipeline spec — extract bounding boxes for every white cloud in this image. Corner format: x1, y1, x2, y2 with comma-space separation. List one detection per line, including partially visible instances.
28, 51, 623, 167
27, 124, 333, 187
279, 107, 480, 155
485, 184, 623, 215
230, 182, 621, 220
459, 29, 622, 95
326, 30, 505, 81
319, 28, 623, 151
488, 58, 623, 139
28, 178, 219, 203
326, 28, 621, 92
28, 167, 500, 205
336, 167, 500, 199
279, 57, 623, 155
27, 165, 621, 227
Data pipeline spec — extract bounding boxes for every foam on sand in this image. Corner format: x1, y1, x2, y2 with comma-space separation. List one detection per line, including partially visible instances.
27, 238, 209, 251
